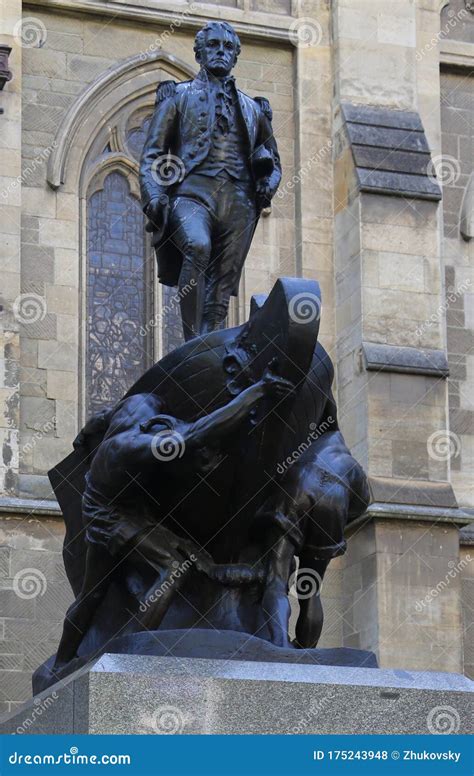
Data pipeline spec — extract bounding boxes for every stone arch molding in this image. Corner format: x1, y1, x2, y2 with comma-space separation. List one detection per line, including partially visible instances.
47, 51, 196, 191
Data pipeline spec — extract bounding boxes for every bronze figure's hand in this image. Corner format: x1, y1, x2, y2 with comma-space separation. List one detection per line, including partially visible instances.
145, 194, 169, 233
261, 365, 295, 400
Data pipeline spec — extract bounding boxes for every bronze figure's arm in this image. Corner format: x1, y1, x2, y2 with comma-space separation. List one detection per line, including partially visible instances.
140, 368, 294, 458
254, 96, 282, 207
139, 80, 178, 230
182, 369, 294, 450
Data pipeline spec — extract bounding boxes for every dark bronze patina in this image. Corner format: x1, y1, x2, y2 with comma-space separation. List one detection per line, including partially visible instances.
33, 24, 373, 694
139, 21, 281, 340
35, 277, 372, 692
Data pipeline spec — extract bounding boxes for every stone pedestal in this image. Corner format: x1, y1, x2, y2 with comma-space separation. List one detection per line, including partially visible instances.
1, 653, 472, 735
339, 510, 472, 675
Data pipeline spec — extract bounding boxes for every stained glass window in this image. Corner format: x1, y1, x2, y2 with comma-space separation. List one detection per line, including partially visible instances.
86, 171, 151, 417
126, 115, 152, 162
84, 102, 188, 418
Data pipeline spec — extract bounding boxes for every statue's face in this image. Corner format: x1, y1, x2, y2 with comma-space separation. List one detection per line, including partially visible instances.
199, 27, 238, 77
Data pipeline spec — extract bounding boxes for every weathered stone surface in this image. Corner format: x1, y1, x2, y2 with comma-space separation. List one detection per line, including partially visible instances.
2, 652, 472, 735
363, 342, 450, 376
0, 0, 471, 715
368, 477, 458, 508
341, 102, 441, 200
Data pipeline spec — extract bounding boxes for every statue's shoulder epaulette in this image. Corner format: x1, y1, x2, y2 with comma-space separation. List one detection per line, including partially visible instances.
155, 80, 177, 103
254, 96, 273, 121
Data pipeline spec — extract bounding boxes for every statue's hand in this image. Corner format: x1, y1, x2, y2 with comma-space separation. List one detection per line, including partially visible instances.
145, 194, 169, 233
256, 180, 273, 207
261, 365, 294, 400
72, 409, 110, 449
256, 179, 272, 195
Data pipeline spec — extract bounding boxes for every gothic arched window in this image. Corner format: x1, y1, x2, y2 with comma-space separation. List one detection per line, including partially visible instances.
86, 170, 152, 417
82, 107, 183, 419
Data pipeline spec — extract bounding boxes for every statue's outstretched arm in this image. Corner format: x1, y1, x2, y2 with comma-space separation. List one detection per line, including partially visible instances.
183, 372, 293, 450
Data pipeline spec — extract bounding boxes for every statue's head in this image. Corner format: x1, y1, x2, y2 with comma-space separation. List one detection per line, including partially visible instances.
194, 21, 241, 77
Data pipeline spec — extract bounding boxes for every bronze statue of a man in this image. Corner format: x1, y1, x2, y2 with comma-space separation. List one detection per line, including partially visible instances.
140, 21, 281, 340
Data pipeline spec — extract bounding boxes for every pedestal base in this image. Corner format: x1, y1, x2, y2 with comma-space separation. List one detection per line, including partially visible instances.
32, 629, 378, 694
1, 650, 472, 735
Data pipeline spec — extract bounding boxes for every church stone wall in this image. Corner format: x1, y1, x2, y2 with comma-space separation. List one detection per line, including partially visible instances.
440, 68, 474, 509
17, 7, 301, 498
0, 0, 473, 713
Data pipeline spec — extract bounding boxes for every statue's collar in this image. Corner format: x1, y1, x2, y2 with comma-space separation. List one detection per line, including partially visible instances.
196, 68, 236, 89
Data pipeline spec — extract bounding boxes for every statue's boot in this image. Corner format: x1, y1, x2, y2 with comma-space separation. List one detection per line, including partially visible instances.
200, 301, 228, 335
179, 266, 206, 341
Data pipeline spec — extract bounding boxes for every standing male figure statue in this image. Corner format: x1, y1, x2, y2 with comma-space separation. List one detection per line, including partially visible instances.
140, 21, 282, 340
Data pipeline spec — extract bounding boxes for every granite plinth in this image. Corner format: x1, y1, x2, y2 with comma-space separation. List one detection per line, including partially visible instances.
32, 629, 378, 694
2, 650, 473, 735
